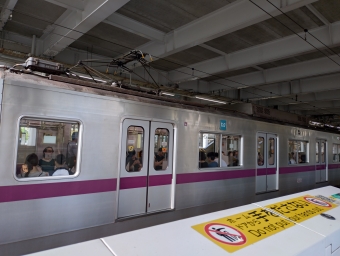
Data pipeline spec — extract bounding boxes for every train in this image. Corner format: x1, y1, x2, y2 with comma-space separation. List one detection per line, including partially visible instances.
0, 68, 340, 248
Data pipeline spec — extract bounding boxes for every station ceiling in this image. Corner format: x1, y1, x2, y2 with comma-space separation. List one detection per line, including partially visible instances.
0, 0, 339, 125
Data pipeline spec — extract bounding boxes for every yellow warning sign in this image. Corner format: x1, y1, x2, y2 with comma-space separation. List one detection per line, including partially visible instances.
128, 146, 134, 151
192, 195, 337, 253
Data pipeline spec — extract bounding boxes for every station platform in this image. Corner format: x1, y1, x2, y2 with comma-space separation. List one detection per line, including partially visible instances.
29, 186, 340, 256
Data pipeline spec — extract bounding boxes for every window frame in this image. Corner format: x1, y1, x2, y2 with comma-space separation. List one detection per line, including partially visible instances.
198, 131, 243, 170
14, 115, 83, 182
287, 139, 309, 165
332, 143, 340, 163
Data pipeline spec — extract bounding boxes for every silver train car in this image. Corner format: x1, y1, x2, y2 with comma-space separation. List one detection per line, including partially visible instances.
0, 70, 340, 247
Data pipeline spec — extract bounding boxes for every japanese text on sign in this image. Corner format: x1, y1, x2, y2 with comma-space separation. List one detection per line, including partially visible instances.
192, 195, 337, 253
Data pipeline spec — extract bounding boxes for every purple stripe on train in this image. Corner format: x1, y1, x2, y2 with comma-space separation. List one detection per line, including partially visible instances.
329, 163, 340, 169
119, 176, 147, 189
119, 174, 172, 189
280, 165, 315, 174
257, 168, 277, 176
176, 169, 255, 184
0, 179, 116, 203
149, 174, 172, 186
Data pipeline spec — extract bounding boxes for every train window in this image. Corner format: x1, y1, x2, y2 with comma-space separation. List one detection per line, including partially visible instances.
16, 117, 80, 179
268, 138, 275, 165
257, 137, 264, 166
198, 133, 220, 168
288, 140, 309, 164
222, 135, 240, 167
333, 144, 340, 162
321, 142, 325, 163
316, 142, 319, 163
20, 127, 37, 146
198, 133, 241, 169
153, 128, 169, 171
125, 126, 144, 172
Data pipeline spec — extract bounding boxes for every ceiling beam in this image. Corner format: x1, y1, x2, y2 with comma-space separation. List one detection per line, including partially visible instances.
42, 0, 130, 56
204, 54, 340, 94
257, 88, 340, 107
0, 0, 18, 30
44, 0, 85, 12
169, 21, 340, 82
295, 108, 340, 116
134, 0, 318, 59
305, 4, 329, 25
103, 13, 164, 42
286, 100, 340, 111
237, 72, 340, 102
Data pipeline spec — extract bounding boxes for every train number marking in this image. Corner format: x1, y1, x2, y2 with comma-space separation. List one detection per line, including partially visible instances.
204, 223, 246, 245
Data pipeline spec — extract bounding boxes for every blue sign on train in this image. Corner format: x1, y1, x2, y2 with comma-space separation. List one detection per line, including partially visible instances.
220, 120, 226, 130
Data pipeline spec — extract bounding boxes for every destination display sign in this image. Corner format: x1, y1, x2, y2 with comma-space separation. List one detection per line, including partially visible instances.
192, 195, 338, 253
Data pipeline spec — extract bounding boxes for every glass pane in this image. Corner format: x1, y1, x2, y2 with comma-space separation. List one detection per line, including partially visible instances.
298, 141, 307, 163
198, 133, 220, 168
125, 126, 144, 172
316, 142, 319, 163
257, 137, 264, 166
338, 145, 340, 162
321, 142, 325, 163
268, 138, 275, 165
288, 141, 295, 164
20, 127, 37, 146
17, 118, 80, 178
154, 128, 169, 171
222, 135, 240, 167
333, 144, 338, 162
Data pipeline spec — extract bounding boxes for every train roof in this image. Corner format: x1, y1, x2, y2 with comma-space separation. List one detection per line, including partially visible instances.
2, 70, 339, 134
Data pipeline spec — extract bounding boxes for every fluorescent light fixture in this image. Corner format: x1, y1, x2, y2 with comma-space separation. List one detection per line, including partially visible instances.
162, 92, 175, 96
195, 96, 226, 104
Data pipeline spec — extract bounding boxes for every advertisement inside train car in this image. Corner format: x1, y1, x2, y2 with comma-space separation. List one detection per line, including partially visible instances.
192, 195, 338, 253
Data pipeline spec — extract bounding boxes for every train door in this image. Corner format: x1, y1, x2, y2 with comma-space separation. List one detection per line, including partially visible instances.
117, 119, 174, 218
256, 133, 278, 193
315, 139, 327, 183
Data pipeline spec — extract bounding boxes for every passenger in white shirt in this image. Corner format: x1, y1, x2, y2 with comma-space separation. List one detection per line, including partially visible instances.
53, 154, 70, 176
289, 152, 296, 164
214, 152, 228, 167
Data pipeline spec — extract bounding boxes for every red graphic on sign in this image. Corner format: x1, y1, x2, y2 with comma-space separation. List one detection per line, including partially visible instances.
304, 197, 332, 207
204, 223, 247, 245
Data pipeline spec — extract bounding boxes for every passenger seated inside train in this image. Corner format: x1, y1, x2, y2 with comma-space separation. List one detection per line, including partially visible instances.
257, 152, 264, 166
227, 151, 234, 167
70, 157, 77, 174
154, 148, 165, 170
126, 150, 142, 172
214, 152, 227, 167
67, 132, 78, 169
289, 152, 296, 164
233, 150, 239, 166
207, 152, 218, 168
199, 151, 208, 168
39, 147, 55, 176
298, 153, 306, 163
138, 150, 143, 165
53, 154, 70, 176
19, 153, 49, 177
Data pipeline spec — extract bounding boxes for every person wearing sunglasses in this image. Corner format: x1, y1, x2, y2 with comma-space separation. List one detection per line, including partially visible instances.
39, 147, 56, 176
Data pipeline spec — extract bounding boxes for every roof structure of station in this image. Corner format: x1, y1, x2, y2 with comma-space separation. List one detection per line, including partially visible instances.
0, 0, 340, 126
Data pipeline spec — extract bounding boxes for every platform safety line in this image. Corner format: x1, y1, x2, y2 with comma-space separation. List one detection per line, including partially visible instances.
100, 238, 117, 256
251, 203, 326, 237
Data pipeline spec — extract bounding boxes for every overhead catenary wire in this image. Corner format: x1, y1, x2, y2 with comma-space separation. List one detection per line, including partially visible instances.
1, 4, 339, 120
